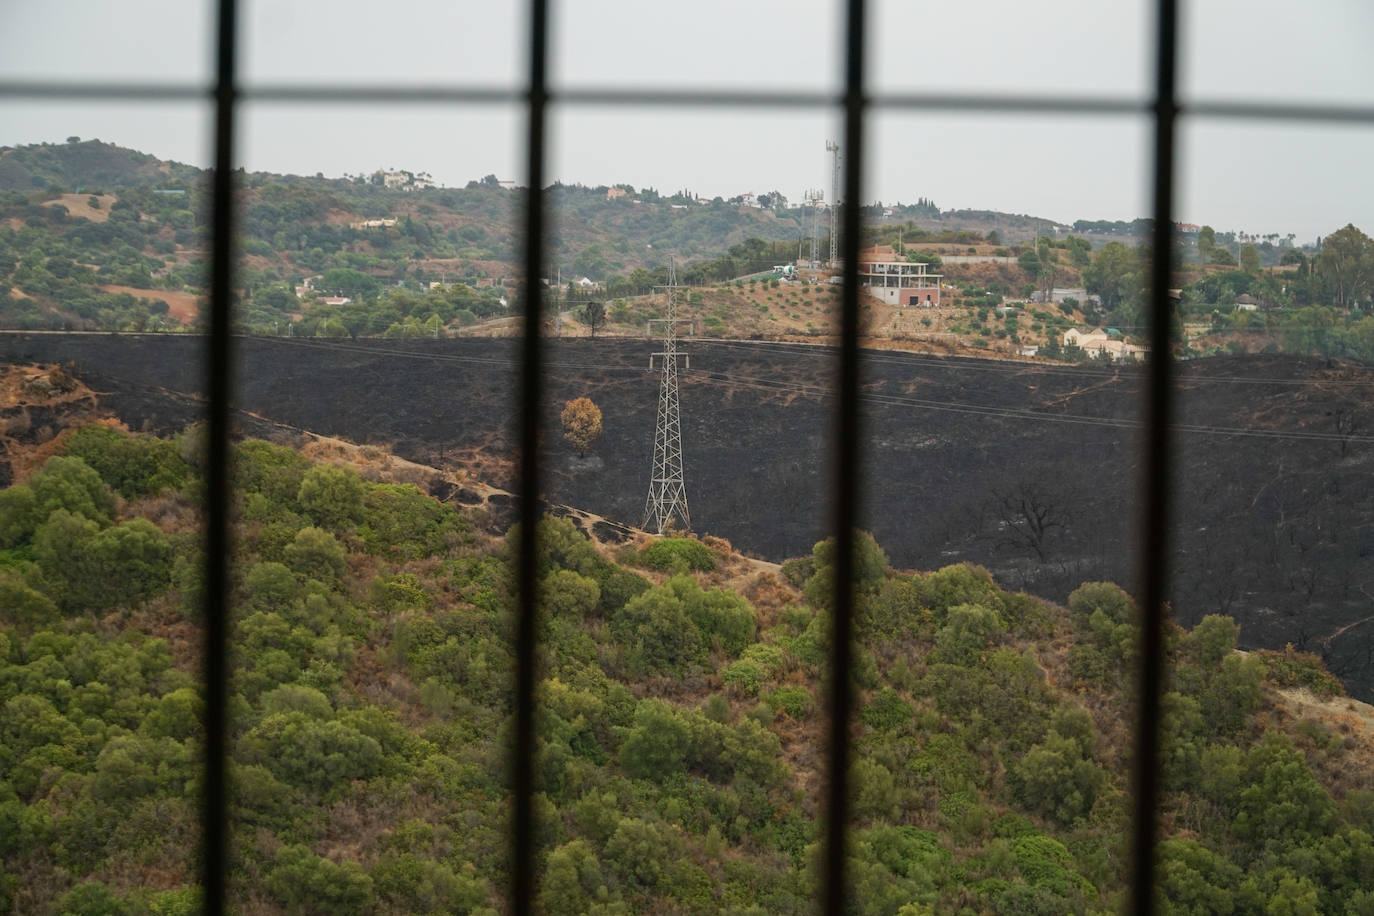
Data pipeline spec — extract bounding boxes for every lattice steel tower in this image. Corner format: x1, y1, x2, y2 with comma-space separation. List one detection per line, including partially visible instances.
642, 262, 694, 534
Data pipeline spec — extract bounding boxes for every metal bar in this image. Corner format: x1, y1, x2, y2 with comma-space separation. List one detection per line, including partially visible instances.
1133, 0, 1178, 913
511, 0, 549, 913
6, 77, 1374, 126
202, 0, 238, 913
823, 0, 866, 912
0, 81, 209, 101
242, 85, 519, 105
1184, 99, 1374, 124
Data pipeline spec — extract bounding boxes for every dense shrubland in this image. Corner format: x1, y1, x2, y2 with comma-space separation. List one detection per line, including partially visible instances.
1, 425, 1371, 914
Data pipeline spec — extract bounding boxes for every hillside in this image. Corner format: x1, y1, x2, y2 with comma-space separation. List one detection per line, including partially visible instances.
2, 405, 1373, 914
2, 333, 1372, 712
4, 140, 1367, 370
0, 139, 201, 193
0, 140, 810, 335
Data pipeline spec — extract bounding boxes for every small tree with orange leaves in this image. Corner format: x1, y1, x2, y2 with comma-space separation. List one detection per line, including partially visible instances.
561, 397, 603, 457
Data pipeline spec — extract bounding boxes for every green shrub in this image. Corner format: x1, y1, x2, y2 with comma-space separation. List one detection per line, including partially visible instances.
0, 575, 59, 624
57, 881, 129, 916
861, 688, 913, 731
741, 643, 785, 673
767, 686, 812, 719
779, 556, 813, 588
359, 484, 466, 558
1254, 646, 1344, 696
266, 844, 373, 915
235, 440, 310, 505
663, 576, 755, 655
283, 527, 348, 583
639, 537, 716, 573
934, 603, 1005, 665
33, 512, 172, 611
722, 659, 765, 695
28, 455, 116, 526
922, 564, 1003, 621
1066, 581, 1134, 631
297, 464, 365, 530
64, 425, 190, 498
611, 585, 703, 675
1009, 732, 1105, 827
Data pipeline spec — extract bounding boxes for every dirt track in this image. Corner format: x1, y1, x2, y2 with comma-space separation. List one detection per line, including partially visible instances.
3, 332, 1372, 699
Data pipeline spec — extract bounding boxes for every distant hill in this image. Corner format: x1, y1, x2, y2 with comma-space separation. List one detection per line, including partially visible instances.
0, 140, 1357, 364
0, 138, 201, 192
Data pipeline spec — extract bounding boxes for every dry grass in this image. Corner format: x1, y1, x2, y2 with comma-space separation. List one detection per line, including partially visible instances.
0, 365, 103, 480
98, 284, 201, 323
1266, 687, 1374, 795
43, 192, 117, 223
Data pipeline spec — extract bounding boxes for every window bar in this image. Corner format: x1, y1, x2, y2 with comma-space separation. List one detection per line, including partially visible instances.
511, 0, 550, 913
1132, 0, 1178, 912
202, 0, 240, 912
822, 0, 867, 911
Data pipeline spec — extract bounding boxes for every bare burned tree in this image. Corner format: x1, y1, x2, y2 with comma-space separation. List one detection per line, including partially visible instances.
990, 481, 1068, 563
583, 301, 606, 337
1332, 407, 1359, 456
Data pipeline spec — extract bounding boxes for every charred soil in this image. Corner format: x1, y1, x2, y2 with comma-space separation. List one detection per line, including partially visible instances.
3, 332, 1372, 699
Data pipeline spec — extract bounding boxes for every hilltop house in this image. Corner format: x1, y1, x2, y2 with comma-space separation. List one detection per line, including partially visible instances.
857, 245, 942, 307
1063, 327, 1148, 362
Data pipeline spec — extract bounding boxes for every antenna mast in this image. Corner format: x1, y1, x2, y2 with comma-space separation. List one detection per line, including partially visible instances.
826, 140, 841, 267
642, 261, 694, 535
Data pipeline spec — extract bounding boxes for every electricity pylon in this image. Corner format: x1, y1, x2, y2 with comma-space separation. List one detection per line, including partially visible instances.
642, 262, 694, 535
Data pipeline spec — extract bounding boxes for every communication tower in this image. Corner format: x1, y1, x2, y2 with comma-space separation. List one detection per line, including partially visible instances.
804, 188, 825, 268
642, 261, 694, 535
827, 140, 842, 267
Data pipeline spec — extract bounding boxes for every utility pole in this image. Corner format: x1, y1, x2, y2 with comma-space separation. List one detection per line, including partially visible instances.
805, 188, 824, 268
642, 260, 694, 535
827, 140, 841, 267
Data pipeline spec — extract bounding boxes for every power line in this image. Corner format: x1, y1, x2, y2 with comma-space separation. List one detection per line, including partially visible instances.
696, 337, 1374, 389
51, 332, 1362, 444
683, 366, 1374, 444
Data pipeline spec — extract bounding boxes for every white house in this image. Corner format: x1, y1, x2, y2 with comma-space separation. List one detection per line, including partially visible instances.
1063, 327, 1148, 361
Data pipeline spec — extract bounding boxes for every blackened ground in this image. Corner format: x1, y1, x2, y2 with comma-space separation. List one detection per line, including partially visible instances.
3, 332, 1371, 699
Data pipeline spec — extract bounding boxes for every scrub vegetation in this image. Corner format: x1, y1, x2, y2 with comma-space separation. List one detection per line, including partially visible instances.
2, 424, 1372, 914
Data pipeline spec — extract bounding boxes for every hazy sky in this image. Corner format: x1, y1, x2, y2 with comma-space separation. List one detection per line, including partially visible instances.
2, 1, 1371, 241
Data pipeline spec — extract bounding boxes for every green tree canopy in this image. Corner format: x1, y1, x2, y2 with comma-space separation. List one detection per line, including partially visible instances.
297, 464, 365, 531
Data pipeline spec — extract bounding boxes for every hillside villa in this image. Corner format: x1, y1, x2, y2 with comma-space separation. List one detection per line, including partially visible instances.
1063, 327, 1148, 362
857, 244, 942, 307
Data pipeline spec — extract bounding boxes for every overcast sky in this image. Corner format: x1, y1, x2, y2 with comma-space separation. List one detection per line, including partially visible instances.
2, 1, 1371, 242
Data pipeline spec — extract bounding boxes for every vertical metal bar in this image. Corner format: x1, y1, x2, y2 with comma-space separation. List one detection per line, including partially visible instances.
823, 0, 866, 912
512, 0, 549, 913
203, 0, 238, 912
1133, 0, 1178, 912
